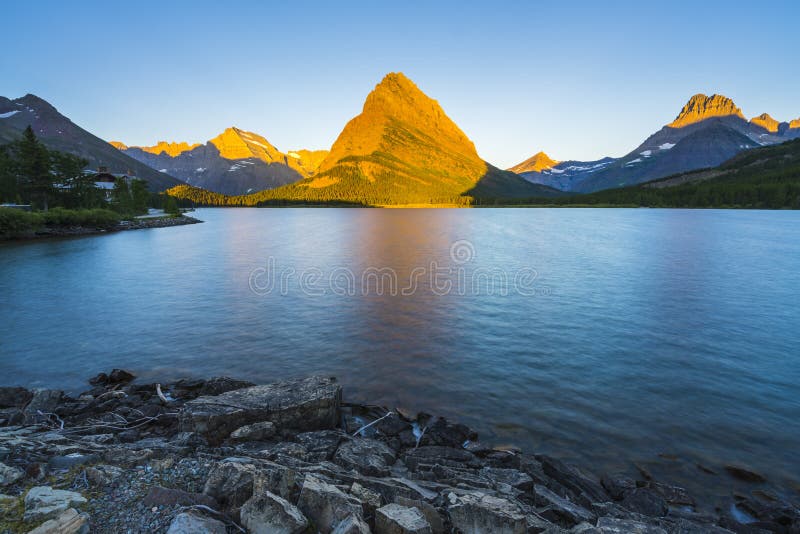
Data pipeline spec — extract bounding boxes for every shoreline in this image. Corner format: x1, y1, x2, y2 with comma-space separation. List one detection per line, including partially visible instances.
0, 215, 202, 242
1, 373, 796, 533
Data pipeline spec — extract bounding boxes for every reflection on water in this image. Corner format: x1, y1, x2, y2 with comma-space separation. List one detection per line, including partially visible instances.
1, 207, 799, 501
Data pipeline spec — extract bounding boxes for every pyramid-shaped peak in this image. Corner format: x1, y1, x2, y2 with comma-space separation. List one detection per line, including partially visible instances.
362, 72, 444, 119
750, 113, 780, 133
669, 93, 744, 128
317, 72, 479, 176
509, 151, 559, 174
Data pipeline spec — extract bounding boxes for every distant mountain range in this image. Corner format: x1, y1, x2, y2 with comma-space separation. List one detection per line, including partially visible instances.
0, 94, 182, 191
512, 93, 800, 192
167, 73, 557, 205
110, 129, 328, 196
2, 82, 798, 201
523, 137, 800, 209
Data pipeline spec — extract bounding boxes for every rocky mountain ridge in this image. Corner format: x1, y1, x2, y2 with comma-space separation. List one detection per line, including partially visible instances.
0, 94, 184, 191
513, 93, 800, 193
112, 128, 328, 196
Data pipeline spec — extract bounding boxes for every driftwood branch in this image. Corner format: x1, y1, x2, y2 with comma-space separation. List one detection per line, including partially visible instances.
156, 383, 169, 404
353, 411, 394, 436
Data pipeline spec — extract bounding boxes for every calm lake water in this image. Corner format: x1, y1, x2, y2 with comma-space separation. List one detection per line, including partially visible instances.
1, 208, 799, 499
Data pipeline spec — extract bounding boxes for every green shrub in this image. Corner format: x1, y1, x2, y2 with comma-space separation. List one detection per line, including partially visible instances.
42, 208, 120, 229
0, 207, 43, 237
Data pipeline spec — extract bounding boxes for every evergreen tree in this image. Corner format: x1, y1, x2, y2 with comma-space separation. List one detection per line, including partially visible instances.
130, 179, 150, 215
0, 145, 14, 203
14, 126, 53, 210
111, 178, 133, 214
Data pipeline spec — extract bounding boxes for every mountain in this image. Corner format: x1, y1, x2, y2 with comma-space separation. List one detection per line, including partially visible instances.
525, 138, 800, 209
185, 72, 555, 205
0, 94, 183, 191
514, 93, 800, 193
508, 152, 559, 174
750, 113, 780, 133
112, 128, 327, 195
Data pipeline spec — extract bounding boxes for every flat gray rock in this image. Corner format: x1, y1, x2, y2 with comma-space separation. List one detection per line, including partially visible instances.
24, 486, 87, 522
447, 492, 529, 534
376, 503, 433, 534
297, 474, 363, 533
240, 491, 308, 534
166, 512, 227, 534
180, 376, 341, 444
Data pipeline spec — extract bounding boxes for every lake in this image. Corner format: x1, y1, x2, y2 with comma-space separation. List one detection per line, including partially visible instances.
1, 208, 798, 500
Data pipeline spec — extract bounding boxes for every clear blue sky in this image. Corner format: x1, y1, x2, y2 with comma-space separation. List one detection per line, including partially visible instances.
2, 0, 799, 168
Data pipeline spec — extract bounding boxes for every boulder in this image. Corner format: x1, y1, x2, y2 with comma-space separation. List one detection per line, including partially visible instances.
203, 461, 256, 508
0, 386, 32, 408
351, 481, 383, 516
418, 417, 476, 448
376, 503, 432, 534
402, 446, 478, 471
332, 514, 372, 534
230, 421, 276, 442
166, 512, 227, 534
600, 474, 636, 501
596, 517, 668, 533
27, 508, 89, 534
240, 491, 309, 534
645, 481, 695, 507
620, 488, 668, 517
539, 456, 608, 503
395, 496, 445, 533
85, 464, 124, 486
447, 492, 528, 534
533, 484, 595, 527
253, 460, 301, 500
180, 376, 341, 444
197, 376, 256, 396
335, 438, 397, 477
0, 461, 23, 486
297, 474, 363, 533
23, 486, 87, 522
108, 369, 136, 384
479, 467, 534, 491
22, 389, 63, 424
296, 430, 347, 461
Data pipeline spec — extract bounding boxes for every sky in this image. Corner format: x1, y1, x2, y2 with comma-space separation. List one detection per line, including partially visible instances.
2, 1, 799, 168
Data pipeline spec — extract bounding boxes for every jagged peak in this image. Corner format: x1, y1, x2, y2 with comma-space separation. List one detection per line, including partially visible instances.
210, 127, 283, 161
509, 151, 559, 174
790, 118, 800, 130
750, 113, 780, 133
109, 141, 128, 150
668, 93, 744, 128
144, 141, 200, 157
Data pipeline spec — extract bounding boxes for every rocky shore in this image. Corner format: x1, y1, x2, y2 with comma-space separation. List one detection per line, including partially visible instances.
5, 215, 201, 241
0, 373, 797, 533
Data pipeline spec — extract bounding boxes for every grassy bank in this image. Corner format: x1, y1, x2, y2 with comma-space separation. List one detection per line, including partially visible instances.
0, 207, 120, 239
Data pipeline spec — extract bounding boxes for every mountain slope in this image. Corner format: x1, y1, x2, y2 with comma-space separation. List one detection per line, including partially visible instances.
230, 72, 555, 204
537, 138, 800, 208
112, 128, 327, 195
0, 94, 183, 191
515, 93, 799, 193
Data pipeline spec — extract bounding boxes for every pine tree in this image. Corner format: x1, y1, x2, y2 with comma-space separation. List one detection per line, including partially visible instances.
15, 126, 53, 210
